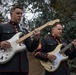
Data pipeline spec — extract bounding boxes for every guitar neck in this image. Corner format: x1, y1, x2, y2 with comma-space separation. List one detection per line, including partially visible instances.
16, 22, 50, 43
60, 43, 72, 54
16, 19, 60, 43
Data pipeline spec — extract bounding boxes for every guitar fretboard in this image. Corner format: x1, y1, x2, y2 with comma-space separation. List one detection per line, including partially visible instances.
60, 43, 72, 54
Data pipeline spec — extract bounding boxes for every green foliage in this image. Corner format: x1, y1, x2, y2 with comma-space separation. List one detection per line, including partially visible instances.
62, 19, 76, 41
0, 0, 76, 73
51, 0, 76, 18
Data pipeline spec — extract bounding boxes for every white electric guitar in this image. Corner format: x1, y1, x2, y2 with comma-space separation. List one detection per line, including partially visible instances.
40, 42, 73, 72
0, 19, 60, 64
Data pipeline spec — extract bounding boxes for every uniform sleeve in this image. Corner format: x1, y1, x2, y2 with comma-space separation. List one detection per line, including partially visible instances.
25, 37, 39, 52
35, 39, 49, 61
65, 45, 76, 59
62, 39, 76, 60
22, 28, 39, 52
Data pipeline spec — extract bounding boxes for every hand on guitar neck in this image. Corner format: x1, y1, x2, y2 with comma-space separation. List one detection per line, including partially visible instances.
72, 39, 76, 49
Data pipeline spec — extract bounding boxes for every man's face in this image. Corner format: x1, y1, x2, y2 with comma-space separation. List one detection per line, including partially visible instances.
10, 8, 22, 23
52, 24, 63, 38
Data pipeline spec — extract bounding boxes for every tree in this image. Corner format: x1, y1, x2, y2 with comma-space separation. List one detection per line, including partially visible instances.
0, 0, 76, 74
0, 0, 76, 40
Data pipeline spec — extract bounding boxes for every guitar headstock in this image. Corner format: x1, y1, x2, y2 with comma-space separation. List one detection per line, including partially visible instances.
46, 19, 60, 26
35, 19, 60, 31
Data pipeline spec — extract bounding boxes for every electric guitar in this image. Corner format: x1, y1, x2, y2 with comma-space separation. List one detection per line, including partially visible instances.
40, 43, 73, 72
0, 19, 60, 64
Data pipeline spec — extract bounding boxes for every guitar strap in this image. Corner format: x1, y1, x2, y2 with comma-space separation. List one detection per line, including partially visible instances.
51, 35, 63, 44
56, 38, 62, 44
56, 38, 67, 46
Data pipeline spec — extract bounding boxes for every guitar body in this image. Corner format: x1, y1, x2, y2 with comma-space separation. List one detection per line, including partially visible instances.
0, 32, 26, 64
40, 44, 68, 72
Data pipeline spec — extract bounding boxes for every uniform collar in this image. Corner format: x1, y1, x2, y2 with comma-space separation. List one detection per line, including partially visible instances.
9, 21, 20, 33
51, 35, 62, 44
9, 21, 19, 26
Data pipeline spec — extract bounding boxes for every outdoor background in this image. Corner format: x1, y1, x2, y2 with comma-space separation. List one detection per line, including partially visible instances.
0, 0, 76, 75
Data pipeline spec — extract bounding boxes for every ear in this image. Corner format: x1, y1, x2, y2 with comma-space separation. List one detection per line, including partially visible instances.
52, 28, 54, 31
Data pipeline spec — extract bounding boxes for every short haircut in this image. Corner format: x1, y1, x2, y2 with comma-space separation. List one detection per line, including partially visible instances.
10, 5, 23, 13
51, 22, 62, 29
